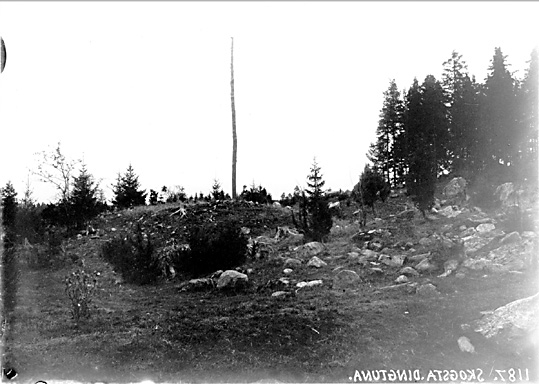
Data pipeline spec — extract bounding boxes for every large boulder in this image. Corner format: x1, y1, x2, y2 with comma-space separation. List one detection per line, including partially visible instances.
216, 270, 249, 289
474, 292, 539, 352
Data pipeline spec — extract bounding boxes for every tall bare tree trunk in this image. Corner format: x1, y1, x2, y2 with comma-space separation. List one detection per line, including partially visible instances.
230, 37, 237, 200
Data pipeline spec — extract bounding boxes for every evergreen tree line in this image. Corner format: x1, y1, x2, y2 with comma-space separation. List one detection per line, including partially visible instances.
368, 47, 538, 202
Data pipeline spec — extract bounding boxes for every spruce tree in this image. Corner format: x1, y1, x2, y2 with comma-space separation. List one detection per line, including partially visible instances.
517, 48, 538, 185
404, 77, 439, 217
369, 80, 405, 187
1, 181, 18, 246
479, 47, 518, 180
112, 165, 147, 209
296, 159, 332, 242
70, 164, 99, 229
442, 51, 480, 176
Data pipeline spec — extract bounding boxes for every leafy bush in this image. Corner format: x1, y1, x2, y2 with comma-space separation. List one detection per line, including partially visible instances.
100, 224, 160, 285
65, 269, 98, 324
178, 220, 247, 276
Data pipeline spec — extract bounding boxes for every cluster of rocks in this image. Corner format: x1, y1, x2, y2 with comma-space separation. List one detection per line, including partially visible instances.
180, 268, 252, 292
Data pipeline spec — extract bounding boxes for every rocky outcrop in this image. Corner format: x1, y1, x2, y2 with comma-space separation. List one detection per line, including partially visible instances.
473, 292, 539, 352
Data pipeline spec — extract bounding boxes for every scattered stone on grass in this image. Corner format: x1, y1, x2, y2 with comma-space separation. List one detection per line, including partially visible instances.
395, 275, 409, 284
296, 280, 323, 288
216, 270, 248, 289
408, 252, 430, 262
361, 249, 378, 260
438, 259, 460, 277
415, 258, 437, 273
271, 291, 288, 298
457, 336, 476, 354
284, 258, 302, 268
295, 241, 325, 258
416, 283, 440, 296
283, 268, 293, 275
476, 223, 496, 234
187, 278, 214, 291
307, 256, 327, 268
333, 270, 360, 290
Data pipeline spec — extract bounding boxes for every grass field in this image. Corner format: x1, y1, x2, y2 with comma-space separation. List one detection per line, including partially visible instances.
4, 199, 538, 383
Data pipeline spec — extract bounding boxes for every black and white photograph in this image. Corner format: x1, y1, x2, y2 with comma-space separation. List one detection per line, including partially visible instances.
0, 2, 537, 383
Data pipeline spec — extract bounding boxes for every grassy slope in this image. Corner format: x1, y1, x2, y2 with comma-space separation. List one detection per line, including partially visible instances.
6, 198, 538, 383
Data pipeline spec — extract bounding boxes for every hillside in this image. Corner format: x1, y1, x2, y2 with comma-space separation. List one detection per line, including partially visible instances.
4, 180, 538, 383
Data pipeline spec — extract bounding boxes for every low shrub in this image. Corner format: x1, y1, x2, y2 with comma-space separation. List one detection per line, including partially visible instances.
65, 269, 98, 324
100, 224, 160, 285
178, 220, 247, 277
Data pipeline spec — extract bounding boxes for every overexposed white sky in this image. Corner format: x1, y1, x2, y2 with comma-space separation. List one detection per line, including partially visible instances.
1, 2, 537, 203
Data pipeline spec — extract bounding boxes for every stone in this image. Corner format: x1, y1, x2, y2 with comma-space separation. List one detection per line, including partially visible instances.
415, 258, 437, 273
443, 177, 467, 198
399, 266, 420, 277
284, 258, 302, 268
476, 223, 496, 234
473, 292, 539, 352
408, 252, 430, 263
487, 241, 534, 271
273, 201, 282, 207
438, 205, 462, 218
500, 231, 521, 245
347, 251, 360, 258
494, 182, 515, 207
522, 231, 537, 239
368, 241, 384, 252
404, 242, 414, 249
328, 201, 340, 209
271, 291, 288, 298
307, 256, 327, 268
278, 277, 290, 286
296, 280, 323, 288
457, 336, 476, 354
361, 249, 378, 260
418, 237, 435, 247
188, 278, 214, 291
216, 270, 248, 289
438, 259, 459, 277
240, 227, 251, 235
416, 283, 440, 296
462, 235, 491, 254
283, 268, 293, 275
380, 254, 406, 268
460, 227, 476, 237
275, 226, 303, 241
395, 275, 409, 284
295, 241, 325, 258
333, 270, 361, 290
